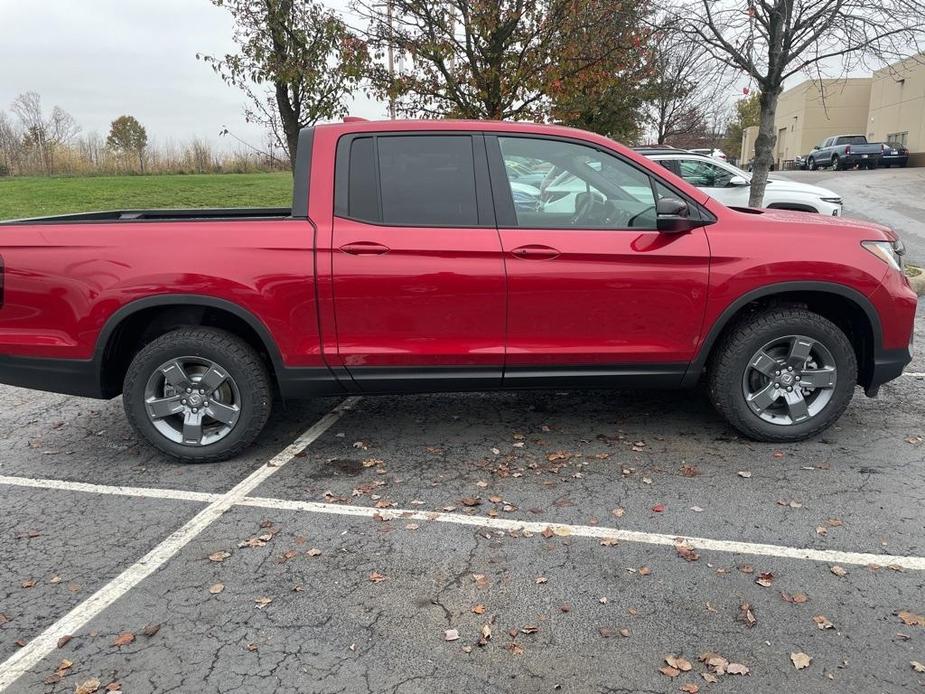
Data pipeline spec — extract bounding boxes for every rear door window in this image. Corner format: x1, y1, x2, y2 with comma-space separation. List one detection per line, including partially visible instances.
377, 136, 479, 226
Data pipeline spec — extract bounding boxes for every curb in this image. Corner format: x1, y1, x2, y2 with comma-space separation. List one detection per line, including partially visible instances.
907, 266, 925, 296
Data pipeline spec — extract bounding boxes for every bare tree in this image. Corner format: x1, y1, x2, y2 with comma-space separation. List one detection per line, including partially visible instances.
10, 92, 80, 174
644, 28, 731, 144
675, 1, 925, 206
355, 0, 651, 122
0, 112, 21, 175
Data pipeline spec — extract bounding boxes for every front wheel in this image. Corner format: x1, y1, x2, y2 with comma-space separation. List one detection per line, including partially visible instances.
708, 309, 857, 442
123, 328, 272, 462
807, 157, 817, 171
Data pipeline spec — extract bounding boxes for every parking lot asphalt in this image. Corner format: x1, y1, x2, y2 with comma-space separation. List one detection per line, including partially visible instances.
779, 167, 925, 265
1, 304, 924, 693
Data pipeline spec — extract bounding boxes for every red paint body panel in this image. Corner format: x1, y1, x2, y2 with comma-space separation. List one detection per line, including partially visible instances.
0, 118, 916, 398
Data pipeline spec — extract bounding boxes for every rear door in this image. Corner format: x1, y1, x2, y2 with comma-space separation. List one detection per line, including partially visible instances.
486, 135, 710, 388
330, 132, 506, 392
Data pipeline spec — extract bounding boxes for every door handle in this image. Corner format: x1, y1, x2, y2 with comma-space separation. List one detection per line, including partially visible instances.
510, 244, 560, 260
339, 241, 391, 256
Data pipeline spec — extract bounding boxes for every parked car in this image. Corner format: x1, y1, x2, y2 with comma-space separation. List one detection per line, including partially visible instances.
806, 135, 881, 170
877, 141, 910, 168
689, 147, 728, 161
644, 151, 843, 215
0, 119, 915, 461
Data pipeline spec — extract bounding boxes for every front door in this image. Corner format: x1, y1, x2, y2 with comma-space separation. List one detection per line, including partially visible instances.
672, 157, 751, 208
486, 135, 711, 388
330, 133, 506, 392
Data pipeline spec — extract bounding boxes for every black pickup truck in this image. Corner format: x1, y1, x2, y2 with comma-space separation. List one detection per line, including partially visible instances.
806, 135, 881, 171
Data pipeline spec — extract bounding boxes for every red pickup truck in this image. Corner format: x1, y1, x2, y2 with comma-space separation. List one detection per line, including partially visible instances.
0, 119, 916, 461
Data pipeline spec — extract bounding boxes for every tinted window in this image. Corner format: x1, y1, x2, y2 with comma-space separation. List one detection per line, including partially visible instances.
497, 137, 656, 229
377, 136, 479, 226
347, 137, 379, 220
678, 159, 733, 188
837, 136, 868, 145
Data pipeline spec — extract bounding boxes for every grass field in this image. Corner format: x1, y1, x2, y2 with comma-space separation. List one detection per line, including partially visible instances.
0, 172, 294, 220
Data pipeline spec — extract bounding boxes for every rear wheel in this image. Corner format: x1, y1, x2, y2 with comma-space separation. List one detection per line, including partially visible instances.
831, 155, 841, 170
123, 328, 272, 462
708, 308, 857, 442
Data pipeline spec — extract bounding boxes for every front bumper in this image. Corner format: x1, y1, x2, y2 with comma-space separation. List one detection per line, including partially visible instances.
865, 347, 912, 397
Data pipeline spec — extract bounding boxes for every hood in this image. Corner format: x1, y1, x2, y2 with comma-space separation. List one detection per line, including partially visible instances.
765, 177, 839, 199
732, 206, 895, 239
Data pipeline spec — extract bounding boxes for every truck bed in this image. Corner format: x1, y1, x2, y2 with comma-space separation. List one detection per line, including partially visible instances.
0, 207, 292, 226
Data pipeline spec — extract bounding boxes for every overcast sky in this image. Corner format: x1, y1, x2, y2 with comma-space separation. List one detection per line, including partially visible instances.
0, 0, 383, 151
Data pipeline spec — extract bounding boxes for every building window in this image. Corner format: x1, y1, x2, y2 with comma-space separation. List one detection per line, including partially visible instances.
887, 132, 908, 147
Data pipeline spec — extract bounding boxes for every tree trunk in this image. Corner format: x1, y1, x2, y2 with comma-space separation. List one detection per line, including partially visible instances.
275, 82, 300, 172
748, 87, 781, 208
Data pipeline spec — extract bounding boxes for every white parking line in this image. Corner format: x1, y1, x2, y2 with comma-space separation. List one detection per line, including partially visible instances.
239, 497, 925, 571
0, 396, 359, 693
902, 371, 925, 378
0, 475, 220, 504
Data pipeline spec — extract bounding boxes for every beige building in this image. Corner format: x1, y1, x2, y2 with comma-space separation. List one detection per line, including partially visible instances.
740, 55, 925, 167
741, 78, 872, 167
868, 55, 925, 163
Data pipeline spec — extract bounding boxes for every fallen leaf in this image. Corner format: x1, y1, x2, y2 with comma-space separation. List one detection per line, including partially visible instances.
57, 635, 72, 648
472, 604, 486, 615
659, 666, 681, 678
781, 592, 809, 604
541, 527, 554, 539
461, 497, 481, 507
599, 627, 615, 638
306, 548, 322, 557
676, 544, 700, 562
905, 436, 923, 445
105, 682, 121, 692
830, 565, 847, 577
75, 678, 101, 694
21, 579, 36, 589
739, 564, 754, 574
813, 614, 834, 630
111, 632, 134, 648
209, 583, 224, 595
701, 673, 718, 683
912, 661, 925, 673
651, 504, 666, 513
690, 506, 704, 512
368, 572, 387, 584
600, 537, 619, 547
444, 629, 459, 641
680, 464, 699, 477
898, 610, 925, 626
473, 574, 489, 589
552, 526, 571, 537
738, 602, 757, 628
680, 684, 699, 694
642, 477, 653, 485
535, 576, 548, 585
726, 662, 750, 675
480, 623, 492, 640
507, 642, 525, 655
737, 471, 752, 478
254, 596, 273, 609
790, 651, 812, 669
666, 655, 693, 672
611, 507, 625, 518
620, 628, 631, 637
816, 526, 828, 536
755, 572, 774, 587
208, 550, 231, 562
142, 623, 160, 637
638, 566, 652, 576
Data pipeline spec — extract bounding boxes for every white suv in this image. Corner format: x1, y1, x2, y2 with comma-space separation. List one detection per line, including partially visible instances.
641, 151, 844, 216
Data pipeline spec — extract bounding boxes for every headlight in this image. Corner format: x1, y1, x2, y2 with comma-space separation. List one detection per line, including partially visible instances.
820, 197, 842, 204
861, 240, 905, 271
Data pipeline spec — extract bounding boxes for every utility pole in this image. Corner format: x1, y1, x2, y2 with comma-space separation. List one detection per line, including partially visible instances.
387, 0, 396, 119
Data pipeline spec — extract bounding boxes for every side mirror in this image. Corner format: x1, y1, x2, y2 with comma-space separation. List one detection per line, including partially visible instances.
813, 145, 821, 150
656, 197, 696, 233
728, 175, 749, 187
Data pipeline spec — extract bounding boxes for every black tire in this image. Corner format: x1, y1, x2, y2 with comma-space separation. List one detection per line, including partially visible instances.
807, 157, 816, 171
123, 328, 272, 463
708, 308, 857, 442
831, 155, 841, 171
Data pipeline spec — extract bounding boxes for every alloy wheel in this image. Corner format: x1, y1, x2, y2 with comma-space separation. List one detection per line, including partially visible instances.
143, 356, 241, 446
741, 335, 837, 425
